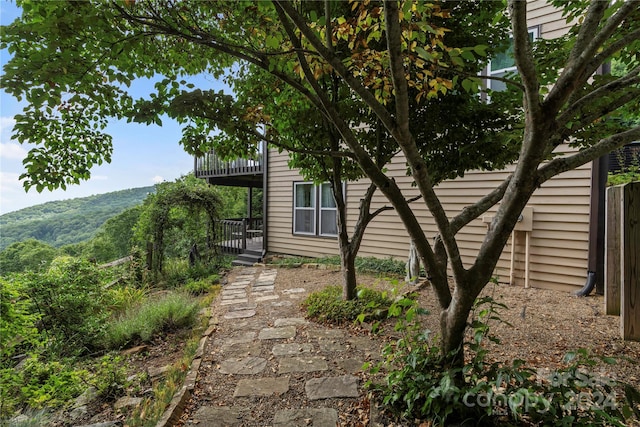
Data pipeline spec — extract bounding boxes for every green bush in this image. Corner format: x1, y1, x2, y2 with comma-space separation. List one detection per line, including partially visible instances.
8, 355, 86, 411
0, 276, 41, 362
183, 274, 220, 295
302, 285, 393, 324
105, 292, 200, 349
25, 258, 110, 357
368, 294, 640, 426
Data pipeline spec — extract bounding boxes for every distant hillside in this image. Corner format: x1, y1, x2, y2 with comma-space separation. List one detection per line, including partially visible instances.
0, 186, 156, 250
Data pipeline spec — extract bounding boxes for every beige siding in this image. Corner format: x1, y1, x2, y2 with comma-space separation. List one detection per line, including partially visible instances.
528, 0, 573, 39
267, 147, 592, 293
265, 0, 591, 293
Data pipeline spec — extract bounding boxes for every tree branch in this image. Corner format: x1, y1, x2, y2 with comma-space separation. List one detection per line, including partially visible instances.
546, 1, 637, 113
450, 176, 512, 235
509, 0, 541, 117
537, 125, 640, 184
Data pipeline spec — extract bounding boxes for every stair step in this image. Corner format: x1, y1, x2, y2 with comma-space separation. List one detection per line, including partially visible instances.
231, 251, 263, 267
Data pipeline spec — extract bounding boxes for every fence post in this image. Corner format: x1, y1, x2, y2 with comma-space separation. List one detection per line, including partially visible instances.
621, 182, 639, 341
605, 186, 622, 315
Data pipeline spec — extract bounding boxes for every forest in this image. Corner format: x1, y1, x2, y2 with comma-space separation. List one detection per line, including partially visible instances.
0, 176, 257, 425
0, 186, 156, 250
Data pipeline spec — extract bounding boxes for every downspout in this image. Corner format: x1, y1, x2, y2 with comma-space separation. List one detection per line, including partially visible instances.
262, 139, 268, 258
575, 153, 608, 296
576, 62, 610, 297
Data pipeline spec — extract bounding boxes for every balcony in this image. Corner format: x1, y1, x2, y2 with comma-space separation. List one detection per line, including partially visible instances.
194, 148, 264, 187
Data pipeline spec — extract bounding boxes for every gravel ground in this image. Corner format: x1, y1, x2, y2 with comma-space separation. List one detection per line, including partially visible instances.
175, 265, 640, 426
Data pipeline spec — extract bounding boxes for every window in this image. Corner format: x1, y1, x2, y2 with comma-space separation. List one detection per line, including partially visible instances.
487, 27, 539, 92
293, 182, 340, 237
294, 182, 316, 235
319, 183, 337, 236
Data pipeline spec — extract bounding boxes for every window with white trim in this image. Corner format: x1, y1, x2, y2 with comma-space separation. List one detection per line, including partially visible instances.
293, 182, 316, 235
487, 27, 539, 92
319, 183, 338, 236
293, 182, 339, 237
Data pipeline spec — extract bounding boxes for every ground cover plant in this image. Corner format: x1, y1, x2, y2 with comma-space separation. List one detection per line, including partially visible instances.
365, 289, 640, 426
0, 253, 223, 425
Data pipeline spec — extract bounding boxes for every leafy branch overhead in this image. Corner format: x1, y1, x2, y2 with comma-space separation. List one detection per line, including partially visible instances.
2, 0, 639, 367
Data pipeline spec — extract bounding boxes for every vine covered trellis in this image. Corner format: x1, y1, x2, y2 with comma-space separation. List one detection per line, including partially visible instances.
141, 177, 221, 274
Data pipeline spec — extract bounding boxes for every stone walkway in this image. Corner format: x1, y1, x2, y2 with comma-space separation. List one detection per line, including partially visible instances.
181, 266, 382, 426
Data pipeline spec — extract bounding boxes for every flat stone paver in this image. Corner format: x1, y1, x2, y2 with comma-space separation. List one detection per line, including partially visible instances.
305, 375, 359, 400
337, 358, 365, 373
274, 317, 308, 327
255, 295, 280, 302
221, 341, 262, 357
220, 298, 249, 306
223, 309, 256, 319
191, 406, 248, 426
279, 356, 328, 373
282, 288, 306, 295
272, 343, 313, 356
234, 377, 290, 397
221, 288, 248, 295
258, 326, 296, 340
219, 356, 267, 375
218, 331, 256, 348
272, 408, 338, 427
271, 301, 293, 307
227, 303, 258, 311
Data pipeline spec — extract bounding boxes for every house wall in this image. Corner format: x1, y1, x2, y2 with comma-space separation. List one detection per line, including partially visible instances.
267, 147, 592, 292
266, 0, 591, 293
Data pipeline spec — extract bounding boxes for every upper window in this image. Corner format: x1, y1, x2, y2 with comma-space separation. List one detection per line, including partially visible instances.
293, 182, 340, 237
487, 27, 539, 92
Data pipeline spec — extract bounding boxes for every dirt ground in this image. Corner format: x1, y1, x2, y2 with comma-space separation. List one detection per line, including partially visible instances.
61, 265, 640, 426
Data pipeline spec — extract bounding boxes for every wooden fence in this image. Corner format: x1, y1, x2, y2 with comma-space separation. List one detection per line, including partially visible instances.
605, 181, 639, 341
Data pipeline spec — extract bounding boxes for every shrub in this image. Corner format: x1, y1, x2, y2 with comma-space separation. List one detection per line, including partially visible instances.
367, 294, 640, 426
0, 276, 41, 362
183, 274, 220, 295
24, 258, 110, 356
302, 285, 392, 324
105, 292, 200, 349
107, 285, 149, 314
11, 355, 86, 411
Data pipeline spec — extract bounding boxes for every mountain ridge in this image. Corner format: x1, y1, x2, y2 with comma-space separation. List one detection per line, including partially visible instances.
0, 186, 156, 250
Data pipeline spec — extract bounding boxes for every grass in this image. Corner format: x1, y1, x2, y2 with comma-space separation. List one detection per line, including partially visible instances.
105, 292, 200, 350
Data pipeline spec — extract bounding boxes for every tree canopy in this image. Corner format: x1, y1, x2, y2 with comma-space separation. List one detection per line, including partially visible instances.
2, 0, 639, 364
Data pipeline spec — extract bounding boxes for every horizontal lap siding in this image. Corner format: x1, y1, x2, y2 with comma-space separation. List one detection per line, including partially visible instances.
267, 148, 340, 258
266, 1, 587, 292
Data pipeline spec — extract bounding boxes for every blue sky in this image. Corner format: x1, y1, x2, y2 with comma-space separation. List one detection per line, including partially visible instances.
0, 2, 229, 215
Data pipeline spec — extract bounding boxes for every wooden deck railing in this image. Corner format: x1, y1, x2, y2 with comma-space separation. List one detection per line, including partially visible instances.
195, 150, 264, 178
215, 218, 263, 254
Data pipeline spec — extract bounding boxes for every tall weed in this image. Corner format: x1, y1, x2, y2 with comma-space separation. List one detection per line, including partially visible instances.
105, 292, 200, 349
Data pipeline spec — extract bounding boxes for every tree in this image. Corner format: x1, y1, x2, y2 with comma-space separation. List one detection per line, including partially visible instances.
2, 1, 639, 365
0, 239, 59, 275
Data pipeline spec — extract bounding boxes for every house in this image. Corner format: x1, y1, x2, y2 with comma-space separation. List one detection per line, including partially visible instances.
195, 0, 612, 294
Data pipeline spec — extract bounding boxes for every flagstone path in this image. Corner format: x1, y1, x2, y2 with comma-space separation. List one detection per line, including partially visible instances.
180, 266, 384, 426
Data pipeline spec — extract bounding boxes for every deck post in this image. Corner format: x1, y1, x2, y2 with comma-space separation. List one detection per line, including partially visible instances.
242, 218, 247, 251
621, 182, 639, 341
